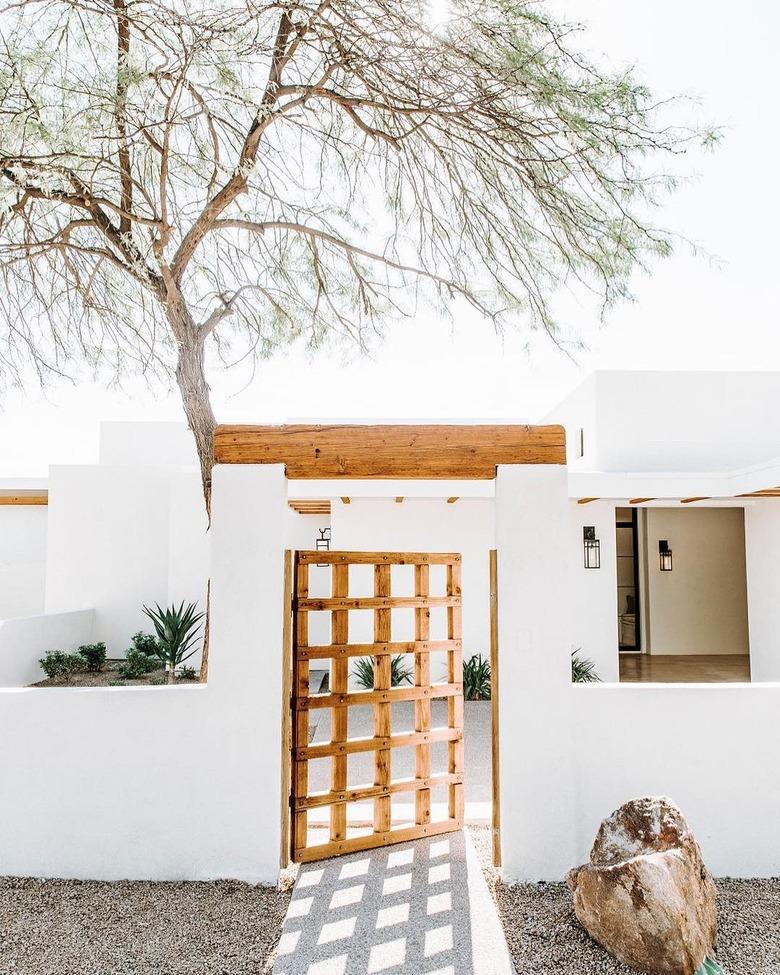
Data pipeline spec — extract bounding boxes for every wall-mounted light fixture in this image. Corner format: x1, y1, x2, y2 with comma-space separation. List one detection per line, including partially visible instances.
659, 539, 673, 571
583, 526, 600, 569
316, 527, 331, 567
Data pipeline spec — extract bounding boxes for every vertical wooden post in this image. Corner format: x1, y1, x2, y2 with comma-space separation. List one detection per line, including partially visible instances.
414, 563, 431, 825
373, 562, 392, 833
447, 559, 464, 823
292, 557, 310, 859
330, 562, 349, 842
279, 550, 293, 870
489, 549, 502, 868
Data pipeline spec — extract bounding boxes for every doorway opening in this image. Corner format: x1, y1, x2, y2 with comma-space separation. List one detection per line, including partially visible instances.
616, 507, 641, 653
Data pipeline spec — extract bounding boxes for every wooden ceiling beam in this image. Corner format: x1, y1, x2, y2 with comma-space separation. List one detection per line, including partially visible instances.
577, 497, 599, 505
288, 500, 331, 516
447, 497, 459, 504
395, 497, 404, 503
214, 423, 566, 478
628, 498, 656, 505
680, 497, 710, 504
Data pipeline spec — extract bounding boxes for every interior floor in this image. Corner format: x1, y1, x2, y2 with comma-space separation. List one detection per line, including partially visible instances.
619, 653, 751, 683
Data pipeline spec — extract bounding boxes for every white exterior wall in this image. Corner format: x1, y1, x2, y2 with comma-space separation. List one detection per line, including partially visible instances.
44, 465, 209, 658
0, 610, 94, 687
0, 506, 47, 618
498, 465, 780, 882
0, 464, 287, 884
745, 502, 780, 681
331, 498, 495, 661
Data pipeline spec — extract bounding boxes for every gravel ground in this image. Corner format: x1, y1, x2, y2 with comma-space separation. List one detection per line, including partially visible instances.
0, 876, 290, 975
468, 826, 780, 974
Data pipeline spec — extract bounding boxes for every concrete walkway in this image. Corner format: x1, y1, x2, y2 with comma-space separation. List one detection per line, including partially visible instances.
272, 830, 515, 975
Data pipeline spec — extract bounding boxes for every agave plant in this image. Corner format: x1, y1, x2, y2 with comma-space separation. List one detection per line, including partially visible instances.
353, 655, 413, 690
571, 649, 600, 684
143, 601, 205, 684
463, 653, 491, 700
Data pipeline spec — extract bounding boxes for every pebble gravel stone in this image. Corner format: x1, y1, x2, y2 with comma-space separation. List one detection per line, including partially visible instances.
469, 826, 780, 975
0, 876, 290, 974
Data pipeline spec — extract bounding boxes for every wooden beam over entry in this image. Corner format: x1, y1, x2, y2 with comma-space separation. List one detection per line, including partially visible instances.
214, 424, 566, 478
0, 494, 48, 505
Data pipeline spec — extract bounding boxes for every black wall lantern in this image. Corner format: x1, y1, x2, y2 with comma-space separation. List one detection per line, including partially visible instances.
659, 539, 673, 571
583, 526, 601, 569
316, 527, 331, 567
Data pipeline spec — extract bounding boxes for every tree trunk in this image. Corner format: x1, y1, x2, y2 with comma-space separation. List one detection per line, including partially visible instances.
165, 299, 216, 684
167, 664, 176, 685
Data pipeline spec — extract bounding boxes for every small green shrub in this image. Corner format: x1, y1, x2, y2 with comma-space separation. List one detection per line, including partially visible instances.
108, 679, 124, 687
78, 642, 107, 672
38, 650, 84, 682
571, 649, 600, 683
148, 674, 167, 686
130, 631, 160, 656
177, 665, 198, 681
118, 648, 159, 680
353, 655, 413, 689
463, 653, 491, 700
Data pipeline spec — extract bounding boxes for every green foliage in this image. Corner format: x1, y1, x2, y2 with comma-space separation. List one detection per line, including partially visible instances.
695, 959, 725, 975
571, 650, 600, 684
463, 653, 491, 700
130, 631, 160, 656
177, 665, 198, 681
117, 648, 159, 680
353, 655, 413, 690
38, 650, 84, 682
148, 674, 167, 686
77, 642, 107, 672
143, 601, 204, 680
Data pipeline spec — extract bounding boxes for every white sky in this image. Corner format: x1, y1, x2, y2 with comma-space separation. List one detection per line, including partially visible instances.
1, 0, 778, 476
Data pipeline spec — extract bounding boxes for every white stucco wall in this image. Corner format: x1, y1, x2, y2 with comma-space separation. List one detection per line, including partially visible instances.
45, 464, 209, 658
745, 502, 780, 681
644, 507, 749, 655
0, 506, 48, 618
0, 610, 95, 687
0, 464, 287, 884
497, 465, 780, 882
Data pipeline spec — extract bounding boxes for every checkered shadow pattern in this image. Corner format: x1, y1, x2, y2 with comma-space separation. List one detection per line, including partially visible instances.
273, 832, 474, 975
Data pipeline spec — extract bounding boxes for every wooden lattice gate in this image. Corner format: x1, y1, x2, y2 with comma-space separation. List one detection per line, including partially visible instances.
290, 550, 464, 863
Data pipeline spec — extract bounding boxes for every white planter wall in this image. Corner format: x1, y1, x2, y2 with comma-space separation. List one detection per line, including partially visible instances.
0, 610, 95, 687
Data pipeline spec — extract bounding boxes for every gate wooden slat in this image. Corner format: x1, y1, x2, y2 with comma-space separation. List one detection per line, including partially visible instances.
373, 563, 393, 833
414, 563, 431, 825
292, 558, 310, 856
290, 550, 464, 864
447, 561, 465, 823
330, 562, 349, 842
299, 639, 461, 660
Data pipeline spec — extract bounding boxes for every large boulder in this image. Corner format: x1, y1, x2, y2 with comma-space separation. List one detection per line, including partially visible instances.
567, 796, 717, 975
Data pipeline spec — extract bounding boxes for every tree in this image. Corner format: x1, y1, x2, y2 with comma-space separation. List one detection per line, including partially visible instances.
0, 0, 710, 509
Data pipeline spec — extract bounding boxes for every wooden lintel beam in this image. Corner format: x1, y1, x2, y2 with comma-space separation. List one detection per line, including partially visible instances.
214, 423, 566, 477
0, 494, 48, 505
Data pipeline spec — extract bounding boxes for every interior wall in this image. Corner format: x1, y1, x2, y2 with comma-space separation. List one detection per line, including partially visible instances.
0, 506, 47, 619
644, 507, 749, 655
